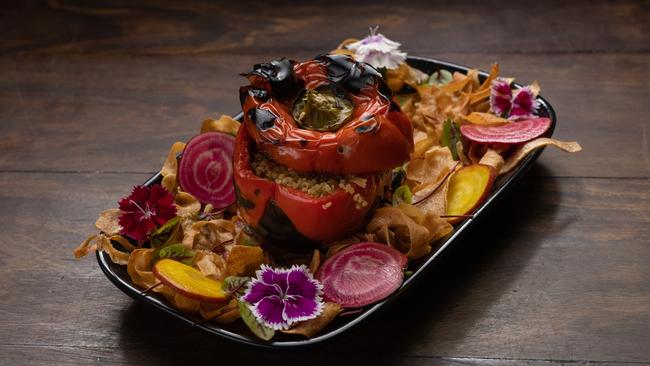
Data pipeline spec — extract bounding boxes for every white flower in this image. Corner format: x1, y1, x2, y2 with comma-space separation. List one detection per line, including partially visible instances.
346, 26, 406, 69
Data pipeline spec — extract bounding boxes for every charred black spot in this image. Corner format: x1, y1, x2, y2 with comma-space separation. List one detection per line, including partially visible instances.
337, 145, 345, 154
255, 200, 317, 253
299, 139, 308, 147
247, 108, 277, 131
250, 58, 301, 101
317, 54, 383, 93
254, 188, 260, 196
249, 88, 269, 102
378, 81, 393, 100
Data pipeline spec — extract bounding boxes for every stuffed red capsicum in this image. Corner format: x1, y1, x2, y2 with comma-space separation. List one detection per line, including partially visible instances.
234, 55, 413, 248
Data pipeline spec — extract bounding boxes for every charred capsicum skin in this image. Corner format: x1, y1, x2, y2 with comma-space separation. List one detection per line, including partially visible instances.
240, 55, 414, 175
233, 127, 386, 245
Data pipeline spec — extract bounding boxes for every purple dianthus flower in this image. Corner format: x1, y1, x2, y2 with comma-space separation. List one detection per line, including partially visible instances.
241, 264, 324, 330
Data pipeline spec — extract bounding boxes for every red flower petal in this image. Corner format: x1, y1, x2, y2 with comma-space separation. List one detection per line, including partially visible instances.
118, 184, 177, 243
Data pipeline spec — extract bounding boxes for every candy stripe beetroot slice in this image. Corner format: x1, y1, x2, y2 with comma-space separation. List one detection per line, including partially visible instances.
317, 242, 407, 308
460, 117, 551, 144
178, 132, 236, 209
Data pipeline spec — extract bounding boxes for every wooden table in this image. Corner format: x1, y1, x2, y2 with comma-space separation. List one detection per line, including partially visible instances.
1, 1, 648, 365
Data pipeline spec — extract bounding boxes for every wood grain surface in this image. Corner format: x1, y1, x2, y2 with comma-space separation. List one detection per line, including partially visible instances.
0, 1, 648, 365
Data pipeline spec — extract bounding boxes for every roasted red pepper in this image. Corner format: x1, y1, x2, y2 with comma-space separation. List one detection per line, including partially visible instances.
240, 55, 413, 175
234, 55, 413, 248
233, 127, 387, 245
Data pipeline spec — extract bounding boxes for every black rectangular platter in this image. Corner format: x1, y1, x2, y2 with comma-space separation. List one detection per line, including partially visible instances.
97, 56, 556, 349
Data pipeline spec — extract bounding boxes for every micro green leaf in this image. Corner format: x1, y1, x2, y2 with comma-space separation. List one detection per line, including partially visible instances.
156, 243, 195, 266
222, 276, 250, 298
238, 301, 275, 341
427, 69, 453, 86
441, 119, 461, 160
392, 185, 413, 206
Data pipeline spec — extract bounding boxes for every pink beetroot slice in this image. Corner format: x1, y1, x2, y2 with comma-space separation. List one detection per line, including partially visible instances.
460, 117, 551, 144
316, 242, 407, 308
178, 132, 236, 209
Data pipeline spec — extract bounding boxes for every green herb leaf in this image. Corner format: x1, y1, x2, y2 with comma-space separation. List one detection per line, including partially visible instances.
149, 216, 181, 247
441, 119, 461, 161
238, 301, 275, 341
223, 276, 250, 298
392, 185, 413, 206
427, 69, 453, 86
156, 244, 195, 266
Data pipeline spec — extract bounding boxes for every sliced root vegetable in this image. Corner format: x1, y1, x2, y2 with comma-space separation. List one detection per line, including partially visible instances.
178, 132, 236, 209
445, 164, 495, 224
152, 258, 228, 303
316, 242, 407, 308
501, 138, 582, 174
460, 117, 551, 144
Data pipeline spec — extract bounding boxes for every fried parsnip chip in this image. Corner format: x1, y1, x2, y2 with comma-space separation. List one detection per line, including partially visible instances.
367, 204, 451, 260
468, 143, 488, 164
182, 219, 235, 251
193, 250, 227, 281
127, 248, 157, 289
95, 208, 122, 236
74, 234, 130, 264
461, 112, 509, 126
160, 141, 185, 192
479, 149, 505, 173
108, 234, 137, 252
226, 245, 263, 277
200, 115, 241, 136
501, 138, 582, 174
478, 63, 500, 91
412, 172, 452, 217
407, 146, 456, 189
281, 302, 342, 338
175, 191, 201, 216
73, 234, 99, 258
96, 234, 130, 265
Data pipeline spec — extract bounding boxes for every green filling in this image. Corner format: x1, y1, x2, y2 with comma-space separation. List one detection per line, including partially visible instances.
293, 86, 353, 132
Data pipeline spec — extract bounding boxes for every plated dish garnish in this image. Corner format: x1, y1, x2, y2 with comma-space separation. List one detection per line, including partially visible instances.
75, 28, 581, 343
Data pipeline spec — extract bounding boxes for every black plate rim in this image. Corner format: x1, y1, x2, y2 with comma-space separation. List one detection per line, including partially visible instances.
96, 55, 556, 350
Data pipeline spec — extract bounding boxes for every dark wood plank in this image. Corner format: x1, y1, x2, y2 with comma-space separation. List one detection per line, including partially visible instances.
0, 53, 648, 177
0, 168, 648, 364
1, 0, 648, 56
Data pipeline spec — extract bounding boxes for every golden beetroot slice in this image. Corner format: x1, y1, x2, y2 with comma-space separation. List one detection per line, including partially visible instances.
460, 117, 551, 144
316, 242, 407, 308
446, 164, 495, 223
152, 258, 228, 303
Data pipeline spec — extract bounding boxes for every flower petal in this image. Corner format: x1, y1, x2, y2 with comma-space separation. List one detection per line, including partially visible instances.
347, 32, 406, 69
242, 280, 280, 305
509, 86, 540, 119
259, 264, 289, 287
489, 78, 513, 116
286, 265, 321, 299
250, 295, 287, 330
283, 295, 323, 324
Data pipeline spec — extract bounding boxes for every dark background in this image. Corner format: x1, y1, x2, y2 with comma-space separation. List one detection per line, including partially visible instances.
0, 1, 648, 365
